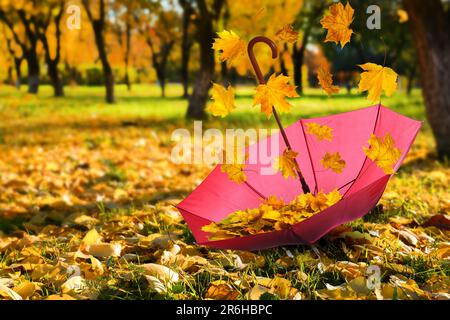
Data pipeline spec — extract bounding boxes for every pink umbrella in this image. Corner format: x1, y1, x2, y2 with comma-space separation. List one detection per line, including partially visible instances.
177, 37, 421, 251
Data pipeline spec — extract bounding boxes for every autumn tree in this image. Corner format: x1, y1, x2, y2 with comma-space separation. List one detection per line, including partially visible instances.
403, 0, 450, 159
111, 0, 136, 91
4, 28, 24, 88
82, 0, 115, 103
35, 1, 66, 97
179, 0, 195, 98
291, 0, 327, 94
0, 3, 40, 93
185, 0, 225, 119
135, 2, 178, 98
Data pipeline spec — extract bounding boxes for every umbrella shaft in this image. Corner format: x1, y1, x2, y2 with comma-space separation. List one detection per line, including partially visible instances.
272, 107, 311, 194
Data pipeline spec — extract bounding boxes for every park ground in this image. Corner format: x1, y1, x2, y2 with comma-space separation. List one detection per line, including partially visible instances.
0, 84, 448, 300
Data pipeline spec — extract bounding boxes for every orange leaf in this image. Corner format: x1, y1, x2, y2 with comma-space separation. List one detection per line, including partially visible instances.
253, 74, 298, 118
317, 59, 340, 96
275, 24, 299, 44
320, 2, 354, 48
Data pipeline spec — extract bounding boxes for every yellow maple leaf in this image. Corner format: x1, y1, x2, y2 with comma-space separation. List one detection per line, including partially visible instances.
397, 9, 408, 23
317, 59, 340, 96
273, 148, 300, 179
358, 63, 398, 102
321, 152, 346, 173
212, 30, 246, 65
274, 24, 299, 43
206, 83, 236, 117
325, 189, 342, 206
363, 133, 402, 174
320, 2, 354, 48
221, 163, 247, 183
305, 122, 333, 142
253, 74, 298, 118
309, 192, 329, 212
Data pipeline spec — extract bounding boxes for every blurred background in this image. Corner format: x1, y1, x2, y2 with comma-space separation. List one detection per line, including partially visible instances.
0, 0, 449, 158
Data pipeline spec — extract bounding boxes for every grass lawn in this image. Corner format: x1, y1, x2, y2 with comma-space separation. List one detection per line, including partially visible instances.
0, 84, 448, 300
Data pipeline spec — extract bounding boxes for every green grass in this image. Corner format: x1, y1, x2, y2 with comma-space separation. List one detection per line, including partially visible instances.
0, 83, 425, 125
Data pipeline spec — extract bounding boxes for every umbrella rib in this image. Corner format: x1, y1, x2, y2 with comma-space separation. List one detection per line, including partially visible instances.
300, 119, 318, 194
342, 104, 382, 197
244, 181, 266, 199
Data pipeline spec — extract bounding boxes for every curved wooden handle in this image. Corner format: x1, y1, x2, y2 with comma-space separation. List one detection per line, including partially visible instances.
247, 36, 278, 84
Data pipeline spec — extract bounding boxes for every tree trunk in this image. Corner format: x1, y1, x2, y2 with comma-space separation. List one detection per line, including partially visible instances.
124, 21, 132, 91
186, 20, 215, 119
406, 66, 416, 96
404, 0, 450, 159
155, 66, 166, 98
26, 51, 40, 94
14, 58, 22, 89
180, 0, 192, 98
93, 21, 115, 103
220, 61, 228, 85
48, 61, 64, 97
292, 45, 305, 95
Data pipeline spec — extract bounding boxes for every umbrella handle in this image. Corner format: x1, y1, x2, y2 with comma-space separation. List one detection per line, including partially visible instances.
247, 36, 311, 194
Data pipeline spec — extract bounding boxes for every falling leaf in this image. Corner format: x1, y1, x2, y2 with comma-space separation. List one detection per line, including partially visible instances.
321, 152, 346, 173
274, 24, 299, 43
305, 122, 333, 142
397, 9, 408, 23
253, 74, 298, 118
320, 2, 354, 48
363, 133, 402, 174
221, 163, 247, 184
358, 63, 398, 102
273, 149, 300, 179
212, 30, 246, 65
317, 59, 340, 95
207, 83, 236, 117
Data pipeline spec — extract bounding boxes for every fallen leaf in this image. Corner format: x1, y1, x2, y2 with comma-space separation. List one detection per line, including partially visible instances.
305, 122, 333, 142
12, 281, 37, 299
363, 133, 402, 174
141, 263, 179, 285
321, 151, 346, 173
205, 280, 239, 300
86, 243, 122, 257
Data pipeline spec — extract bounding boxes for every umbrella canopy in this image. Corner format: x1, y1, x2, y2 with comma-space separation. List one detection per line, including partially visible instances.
177, 104, 421, 250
